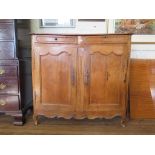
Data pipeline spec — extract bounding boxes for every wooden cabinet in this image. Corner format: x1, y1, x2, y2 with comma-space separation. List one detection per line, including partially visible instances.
16, 19, 32, 116
32, 34, 131, 125
0, 20, 23, 125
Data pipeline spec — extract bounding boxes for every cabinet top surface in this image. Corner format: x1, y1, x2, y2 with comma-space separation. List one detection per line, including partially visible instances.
31, 33, 132, 36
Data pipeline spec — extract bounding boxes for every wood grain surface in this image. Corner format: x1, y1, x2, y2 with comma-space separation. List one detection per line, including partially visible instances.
32, 34, 131, 125
130, 59, 155, 119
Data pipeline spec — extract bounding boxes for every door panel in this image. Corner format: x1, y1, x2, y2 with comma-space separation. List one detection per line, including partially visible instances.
41, 53, 71, 105
105, 54, 123, 105
89, 53, 106, 104
33, 44, 77, 112
81, 45, 125, 114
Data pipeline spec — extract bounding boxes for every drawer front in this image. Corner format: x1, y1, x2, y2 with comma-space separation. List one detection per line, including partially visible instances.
0, 20, 14, 23
35, 35, 77, 44
0, 60, 18, 66
0, 95, 19, 111
0, 24, 14, 40
0, 42, 15, 59
0, 65, 17, 77
0, 78, 18, 94
80, 35, 130, 44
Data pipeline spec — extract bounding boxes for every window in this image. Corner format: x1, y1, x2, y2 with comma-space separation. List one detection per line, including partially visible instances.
40, 19, 76, 28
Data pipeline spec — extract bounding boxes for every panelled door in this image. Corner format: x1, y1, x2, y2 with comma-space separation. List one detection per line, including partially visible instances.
33, 44, 77, 114
78, 44, 127, 117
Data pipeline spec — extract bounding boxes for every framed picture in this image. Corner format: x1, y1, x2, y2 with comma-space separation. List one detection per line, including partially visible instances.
114, 19, 155, 34
40, 19, 76, 28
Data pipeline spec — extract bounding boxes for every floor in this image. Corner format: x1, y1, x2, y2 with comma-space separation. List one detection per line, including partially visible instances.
0, 113, 155, 135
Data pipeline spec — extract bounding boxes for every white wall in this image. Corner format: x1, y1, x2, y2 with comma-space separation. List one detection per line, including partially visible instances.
30, 19, 107, 34
131, 35, 155, 59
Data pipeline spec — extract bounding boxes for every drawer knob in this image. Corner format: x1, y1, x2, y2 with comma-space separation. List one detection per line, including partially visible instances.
54, 38, 58, 41
0, 100, 6, 106
0, 83, 6, 90
0, 69, 5, 75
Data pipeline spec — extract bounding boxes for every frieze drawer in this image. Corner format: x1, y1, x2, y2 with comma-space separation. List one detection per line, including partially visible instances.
35, 35, 77, 44
79, 35, 130, 44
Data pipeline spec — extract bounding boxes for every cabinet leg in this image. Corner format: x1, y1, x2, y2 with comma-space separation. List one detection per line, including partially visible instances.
33, 115, 39, 126
121, 118, 127, 128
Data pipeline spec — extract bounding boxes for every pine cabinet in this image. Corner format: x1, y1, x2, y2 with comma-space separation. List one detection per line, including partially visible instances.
32, 34, 131, 126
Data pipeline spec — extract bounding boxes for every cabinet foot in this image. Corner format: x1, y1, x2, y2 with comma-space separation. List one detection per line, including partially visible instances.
121, 119, 127, 128
12, 112, 24, 126
33, 115, 39, 126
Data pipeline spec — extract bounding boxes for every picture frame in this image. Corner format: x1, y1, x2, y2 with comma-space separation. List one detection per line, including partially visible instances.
108, 19, 155, 34
40, 19, 76, 28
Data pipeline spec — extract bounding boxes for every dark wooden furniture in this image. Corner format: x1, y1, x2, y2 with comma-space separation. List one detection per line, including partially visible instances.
0, 20, 23, 125
130, 59, 155, 119
31, 34, 131, 126
16, 20, 32, 115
